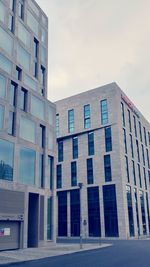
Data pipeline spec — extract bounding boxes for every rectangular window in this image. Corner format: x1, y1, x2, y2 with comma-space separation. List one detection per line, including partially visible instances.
72, 137, 78, 159
0, 74, 6, 99
104, 155, 112, 182
143, 167, 147, 190
130, 134, 134, 158
88, 132, 94, 156
56, 164, 62, 189
123, 128, 127, 154
70, 189, 80, 237
137, 164, 142, 188
71, 162, 77, 186
146, 192, 150, 233
48, 156, 53, 190
20, 116, 35, 143
140, 190, 147, 235
19, 147, 35, 185
126, 185, 134, 237
141, 144, 145, 166
103, 185, 119, 237
20, 88, 27, 111
101, 99, 108, 125
58, 140, 63, 162
41, 65, 45, 91
143, 127, 147, 147
58, 191, 67, 236
105, 127, 112, 152
139, 121, 142, 142
136, 139, 140, 162
128, 109, 132, 132
134, 188, 140, 235
18, 0, 24, 20
121, 102, 125, 127
84, 104, 90, 129
125, 156, 130, 183
33, 38, 39, 78
8, 111, 15, 136
68, 109, 74, 133
146, 148, 150, 169
132, 160, 136, 186
39, 124, 45, 148
8, 14, 14, 33
0, 138, 14, 181
47, 197, 52, 240
0, 105, 4, 129
39, 154, 44, 188
87, 187, 101, 237
56, 114, 59, 137
16, 66, 22, 80
10, 82, 17, 107
148, 132, 150, 146
133, 115, 137, 137
87, 158, 94, 184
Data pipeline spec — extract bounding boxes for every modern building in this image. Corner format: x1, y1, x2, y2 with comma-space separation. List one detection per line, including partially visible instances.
55, 82, 150, 239
0, 0, 56, 250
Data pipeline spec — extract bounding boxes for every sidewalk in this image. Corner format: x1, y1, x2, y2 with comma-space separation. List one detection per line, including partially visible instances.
0, 243, 111, 265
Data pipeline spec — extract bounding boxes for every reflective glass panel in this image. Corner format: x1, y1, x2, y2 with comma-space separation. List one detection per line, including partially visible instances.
18, 22, 31, 49
19, 147, 35, 185
0, 27, 13, 56
0, 53, 12, 74
0, 138, 14, 181
20, 116, 35, 143
0, 74, 6, 99
0, 105, 4, 129
31, 95, 44, 120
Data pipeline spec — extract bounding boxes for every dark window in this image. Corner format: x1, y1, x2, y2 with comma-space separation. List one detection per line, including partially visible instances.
87, 187, 101, 237
104, 155, 112, 182
148, 132, 150, 146
8, 111, 15, 136
139, 121, 142, 142
140, 190, 147, 235
10, 82, 17, 107
39, 154, 44, 188
101, 99, 108, 125
16, 66, 22, 80
143, 168, 147, 190
8, 14, 14, 33
136, 139, 140, 162
84, 104, 90, 129
128, 109, 132, 132
126, 185, 134, 237
58, 191, 67, 236
105, 127, 112, 152
130, 134, 134, 158
146, 192, 150, 233
47, 197, 52, 240
58, 140, 63, 162
146, 148, 150, 169
72, 137, 78, 159
71, 161, 77, 187
141, 144, 145, 166
9, 0, 15, 11
132, 160, 136, 186
33, 38, 39, 78
70, 189, 80, 237
18, 0, 24, 20
123, 128, 127, 154
134, 188, 140, 235
68, 109, 74, 133
20, 88, 27, 111
87, 158, 94, 184
56, 164, 62, 189
39, 124, 45, 148
137, 164, 142, 188
125, 156, 130, 183
103, 185, 119, 237
133, 115, 137, 137
88, 132, 94, 156
121, 102, 125, 127
41, 65, 45, 92
143, 127, 147, 146
48, 156, 53, 190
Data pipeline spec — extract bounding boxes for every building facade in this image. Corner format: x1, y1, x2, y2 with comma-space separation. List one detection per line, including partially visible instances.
0, 0, 56, 250
55, 83, 150, 239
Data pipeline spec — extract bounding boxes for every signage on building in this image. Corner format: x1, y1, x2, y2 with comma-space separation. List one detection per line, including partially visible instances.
0, 228, 10, 237
121, 94, 140, 118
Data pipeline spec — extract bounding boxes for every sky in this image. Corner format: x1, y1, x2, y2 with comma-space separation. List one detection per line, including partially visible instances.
36, 0, 150, 121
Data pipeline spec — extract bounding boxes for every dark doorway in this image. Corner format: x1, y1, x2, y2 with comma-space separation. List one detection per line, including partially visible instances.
28, 193, 39, 248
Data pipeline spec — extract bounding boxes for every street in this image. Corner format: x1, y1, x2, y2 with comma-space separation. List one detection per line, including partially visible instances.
2, 240, 150, 267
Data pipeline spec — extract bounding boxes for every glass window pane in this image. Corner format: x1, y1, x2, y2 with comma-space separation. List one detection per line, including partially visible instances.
31, 95, 45, 120
20, 116, 35, 143
0, 53, 12, 74
0, 2, 5, 23
41, 46, 47, 65
24, 74, 37, 92
18, 22, 31, 49
0, 138, 14, 181
17, 44, 30, 72
19, 147, 35, 185
0, 27, 13, 56
0, 74, 6, 99
27, 10, 39, 36
0, 105, 4, 129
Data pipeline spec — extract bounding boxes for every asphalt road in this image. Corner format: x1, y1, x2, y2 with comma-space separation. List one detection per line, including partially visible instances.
2, 240, 150, 267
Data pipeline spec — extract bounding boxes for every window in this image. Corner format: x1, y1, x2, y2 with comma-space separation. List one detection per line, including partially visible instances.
68, 109, 74, 133
130, 134, 134, 158
56, 164, 62, 189
18, 0, 24, 20
88, 132, 94, 156
17, 44, 30, 72
70, 189, 80, 237
20, 116, 35, 143
146, 148, 150, 169
123, 128, 127, 154
0, 138, 14, 181
143, 127, 147, 147
132, 160, 136, 186
139, 190, 147, 235
125, 156, 129, 183
136, 140, 140, 162
126, 185, 134, 237
8, 111, 15, 136
133, 115, 137, 137
24, 74, 37, 91
40, 65, 45, 90
17, 21, 31, 49
72, 137, 78, 159
39, 154, 44, 188
137, 164, 142, 188
138, 121, 142, 142
19, 147, 36, 185
20, 88, 27, 111
146, 192, 150, 233
16, 66, 22, 80
121, 102, 125, 127
58, 191, 67, 236
58, 140, 63, 162
31, 95, 45, 120
141, 144, 145, 166
39, 124, 45, 148
9, 0, 15, 11
48, 156, 53, 190
33, 38, 39, 78
87, 187, 101, 237
143, 168, 147, 190
101, 99, 108, 125
105, 127, 112, 152
0, 53, 12, 74
104, 155, 112, 182
87, 158, 94, 184
128, 109, 132, 132
8, 14, 14, 33
71, 162, 77, 186
0, 27, 13, 56
9, 82, 17, 107
103, 185, 119, 237
56, 114, 59, 137
84, 104, 90, 129
0, 2, 5, 24
27, 10, 39, 36
148, 132, 150, 146
0, 105, 4, 130
134, 188, 140, 235
0, 74, 6, 99
47, 197, 52, 240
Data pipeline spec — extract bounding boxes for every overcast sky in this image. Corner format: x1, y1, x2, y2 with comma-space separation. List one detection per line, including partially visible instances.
36, 0, 150, 121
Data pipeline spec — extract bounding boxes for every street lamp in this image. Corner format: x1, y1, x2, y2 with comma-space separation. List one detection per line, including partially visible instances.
78, 182, 83, 249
